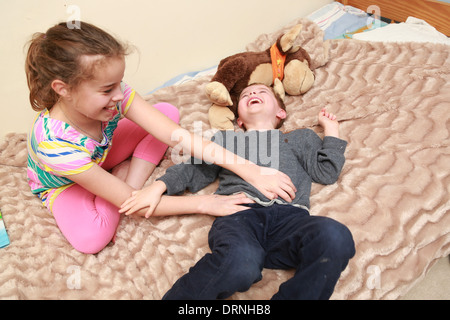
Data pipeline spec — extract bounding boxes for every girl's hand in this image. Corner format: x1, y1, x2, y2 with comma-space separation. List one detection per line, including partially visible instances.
198, 193, 254, 216
318, 108, 340, 138
244, 165, 297, 202
119, 180, 167, 218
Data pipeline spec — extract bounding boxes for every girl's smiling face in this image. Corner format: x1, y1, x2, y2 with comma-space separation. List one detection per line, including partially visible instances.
69, 55, 126, 123
74, 57, 125, 121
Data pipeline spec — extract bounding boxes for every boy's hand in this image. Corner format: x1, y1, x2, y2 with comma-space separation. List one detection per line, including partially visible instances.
318, 108, 340, 138
119, 180, 167, 218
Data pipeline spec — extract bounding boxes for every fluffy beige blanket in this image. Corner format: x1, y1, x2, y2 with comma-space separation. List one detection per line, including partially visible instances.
0, 18, 449, 299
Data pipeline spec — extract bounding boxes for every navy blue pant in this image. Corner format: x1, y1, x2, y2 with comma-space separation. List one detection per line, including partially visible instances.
163, 204, 355, 300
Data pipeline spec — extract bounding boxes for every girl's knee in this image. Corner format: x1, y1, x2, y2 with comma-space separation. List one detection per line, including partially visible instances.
153, 103, 180, 124
70, 232, 114, 254
53, 187, 120, 254
66, 215, 119, 254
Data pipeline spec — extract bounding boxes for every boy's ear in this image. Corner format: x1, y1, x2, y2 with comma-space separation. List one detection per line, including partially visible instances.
51, 79, 70, 97
236, 117, 244, 128
277, 108, 287, 120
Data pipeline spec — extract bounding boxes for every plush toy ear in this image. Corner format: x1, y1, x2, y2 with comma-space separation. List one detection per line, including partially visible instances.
280, 24, 302, 53
273, 78, 285, 101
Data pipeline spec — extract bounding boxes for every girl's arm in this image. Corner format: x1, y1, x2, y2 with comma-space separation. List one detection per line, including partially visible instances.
154, 193, 254, 217
120, 181, 253, 217
68, 163, 134, 208
67, 165, 252, 217
125, 93, 296, 202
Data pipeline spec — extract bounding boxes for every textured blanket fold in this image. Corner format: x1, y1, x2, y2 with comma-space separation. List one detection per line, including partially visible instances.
0, 18, 448, 299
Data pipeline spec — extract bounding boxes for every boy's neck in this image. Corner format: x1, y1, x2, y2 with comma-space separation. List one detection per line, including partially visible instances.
241, 121, 278, 131
245, 127, 277, 132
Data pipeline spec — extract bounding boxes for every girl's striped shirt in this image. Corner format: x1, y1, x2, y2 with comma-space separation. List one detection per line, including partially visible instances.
27, 82, 135, 210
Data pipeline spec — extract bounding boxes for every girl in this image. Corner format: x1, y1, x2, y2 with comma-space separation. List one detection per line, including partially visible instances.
25, 21, 296, 254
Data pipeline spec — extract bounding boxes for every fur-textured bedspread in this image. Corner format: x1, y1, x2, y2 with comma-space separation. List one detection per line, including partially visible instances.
0, 19, 449, 300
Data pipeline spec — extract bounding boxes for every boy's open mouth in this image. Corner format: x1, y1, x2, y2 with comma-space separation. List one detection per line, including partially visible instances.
248, 97, 263, 106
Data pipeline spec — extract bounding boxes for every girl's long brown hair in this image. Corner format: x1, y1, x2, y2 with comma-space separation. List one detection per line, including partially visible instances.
25, 21, 129, 111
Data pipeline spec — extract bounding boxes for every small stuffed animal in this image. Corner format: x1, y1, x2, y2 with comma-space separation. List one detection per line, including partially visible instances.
206, 24, 315, 130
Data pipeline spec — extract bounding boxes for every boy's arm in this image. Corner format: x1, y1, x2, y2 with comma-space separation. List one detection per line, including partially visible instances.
318, 108, 340, 138
158, 132, 226, 195
157, 157, 222, 195
298, 109, 347, 185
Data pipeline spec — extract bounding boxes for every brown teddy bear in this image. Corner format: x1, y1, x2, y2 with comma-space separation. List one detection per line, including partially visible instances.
205, 24, 315, 130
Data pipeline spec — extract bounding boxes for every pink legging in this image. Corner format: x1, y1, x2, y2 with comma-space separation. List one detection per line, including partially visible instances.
52, 103, 179, 254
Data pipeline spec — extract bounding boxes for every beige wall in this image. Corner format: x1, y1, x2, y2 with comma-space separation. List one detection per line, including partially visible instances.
0, 0, 331, 142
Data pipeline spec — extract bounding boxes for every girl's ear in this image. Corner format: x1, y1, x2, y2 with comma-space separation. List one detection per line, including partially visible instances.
237, 117, 244, 128
51, 79, 70, 98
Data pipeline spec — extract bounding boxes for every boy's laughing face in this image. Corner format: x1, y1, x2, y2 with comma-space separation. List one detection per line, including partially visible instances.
237, 84, 286, 130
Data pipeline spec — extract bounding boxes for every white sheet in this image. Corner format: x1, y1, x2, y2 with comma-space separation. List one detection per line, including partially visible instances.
353, 17, 450, 44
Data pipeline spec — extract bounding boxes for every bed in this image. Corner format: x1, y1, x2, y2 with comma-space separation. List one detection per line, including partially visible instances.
0, 0, 449, 299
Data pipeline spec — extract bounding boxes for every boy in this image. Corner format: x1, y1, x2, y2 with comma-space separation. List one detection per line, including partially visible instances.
121, 84, 355, 299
